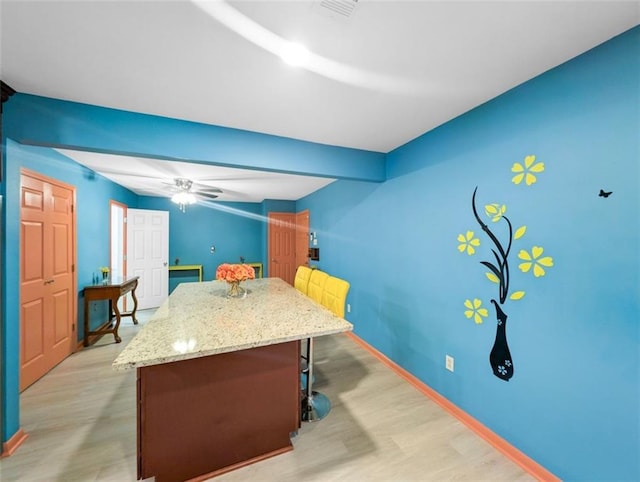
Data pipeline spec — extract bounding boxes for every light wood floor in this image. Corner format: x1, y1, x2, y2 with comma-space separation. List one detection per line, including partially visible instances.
0, 309, 533, 482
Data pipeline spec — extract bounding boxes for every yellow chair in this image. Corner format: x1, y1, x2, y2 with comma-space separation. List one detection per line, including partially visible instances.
294, 265, 312, 295
306, 269, 328, 303
301, 268, 328, 370
302, 271, 348, 423
321, 276, 350, 318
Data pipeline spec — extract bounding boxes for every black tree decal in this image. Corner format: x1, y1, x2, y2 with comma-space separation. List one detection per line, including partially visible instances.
459, 155, 553, 382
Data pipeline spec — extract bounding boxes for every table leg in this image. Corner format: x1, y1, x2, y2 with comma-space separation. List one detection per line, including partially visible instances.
131, 280, 139, 325
83, 298, 90, 347
111, 296, 123, 343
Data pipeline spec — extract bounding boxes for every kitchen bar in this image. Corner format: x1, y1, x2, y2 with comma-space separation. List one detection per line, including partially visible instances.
113, 278, 352, 482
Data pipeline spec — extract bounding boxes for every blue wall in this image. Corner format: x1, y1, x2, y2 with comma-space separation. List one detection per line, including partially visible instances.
297, 27, 639, 480
1, 140, 138, 442
1, 24, 637, 480
4, 94, 385, 182
137, 196, 263, 289
1, 90, 373, 448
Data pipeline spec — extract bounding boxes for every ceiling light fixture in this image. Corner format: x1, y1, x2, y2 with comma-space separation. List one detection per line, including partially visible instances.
172, 192, 197, 213
191, 0, 425, 95
280, 42, 310, 67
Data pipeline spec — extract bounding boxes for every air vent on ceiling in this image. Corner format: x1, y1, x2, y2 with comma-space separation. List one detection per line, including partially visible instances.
316, 0, 359, 19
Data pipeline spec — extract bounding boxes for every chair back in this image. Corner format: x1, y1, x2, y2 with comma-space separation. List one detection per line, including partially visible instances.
307, 270, 329, 304
321, 276, 350, 318
294, 265, 313, 294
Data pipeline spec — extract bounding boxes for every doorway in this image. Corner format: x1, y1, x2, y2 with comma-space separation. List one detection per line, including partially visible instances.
268, 210, 310, 285
19, 169, 76, 391
268, 213, 295, 284
126, 208, 169, 310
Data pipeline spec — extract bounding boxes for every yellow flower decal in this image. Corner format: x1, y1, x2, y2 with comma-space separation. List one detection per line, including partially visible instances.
485, 203, 506, 222
512, 155, 544, 186
457, 231, 480, 255
464, 298, 489, 324
518, 246, 554, 277
514, 225, 527, 240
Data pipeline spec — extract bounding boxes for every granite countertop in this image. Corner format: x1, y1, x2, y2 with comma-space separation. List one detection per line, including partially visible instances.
112, 277, 353, 371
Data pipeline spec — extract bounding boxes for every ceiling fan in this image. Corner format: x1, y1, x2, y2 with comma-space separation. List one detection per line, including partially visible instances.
168, 178, 222, 212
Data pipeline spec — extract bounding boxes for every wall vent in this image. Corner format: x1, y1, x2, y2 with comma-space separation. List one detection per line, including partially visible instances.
316, 0, 359, 19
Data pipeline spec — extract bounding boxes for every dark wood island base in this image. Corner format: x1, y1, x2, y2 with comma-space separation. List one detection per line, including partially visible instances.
137, 340, 301, 482
113, 279, 352, 481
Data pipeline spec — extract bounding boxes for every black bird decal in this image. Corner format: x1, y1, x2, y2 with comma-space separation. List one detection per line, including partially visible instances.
599, 189, 612, 198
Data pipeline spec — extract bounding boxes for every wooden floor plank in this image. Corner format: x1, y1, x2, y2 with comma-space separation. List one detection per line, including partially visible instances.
0, 309, 533, 481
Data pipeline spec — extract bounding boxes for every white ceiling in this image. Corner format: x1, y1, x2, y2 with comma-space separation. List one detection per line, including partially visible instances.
55, 148, 336, 202
2, 1, 638, 202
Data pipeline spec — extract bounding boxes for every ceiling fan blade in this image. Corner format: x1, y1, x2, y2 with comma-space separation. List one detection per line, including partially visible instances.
195, 186, 223, 194
98, 169, 170, 181
196, 192, 220, 200
162, 181, 180, 188
196, 176, 268, 182
191, 181, 221, 190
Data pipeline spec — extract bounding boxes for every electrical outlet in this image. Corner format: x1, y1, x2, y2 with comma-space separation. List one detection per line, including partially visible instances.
347, 303, 351, 313
445, 355, 454, 372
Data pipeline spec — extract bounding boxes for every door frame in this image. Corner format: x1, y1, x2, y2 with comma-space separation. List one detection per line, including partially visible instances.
20, 168, 78, 383
110, 200, 128, 310
110, 200, 127, 280
295, 209, 310, 269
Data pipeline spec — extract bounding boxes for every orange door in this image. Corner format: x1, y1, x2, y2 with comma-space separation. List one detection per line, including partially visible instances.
295, 210, 309, 269
268, 213, 296, 285
20, 171, 76, 391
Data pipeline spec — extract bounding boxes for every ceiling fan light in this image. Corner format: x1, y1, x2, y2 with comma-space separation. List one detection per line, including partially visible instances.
171, 192, 196, 205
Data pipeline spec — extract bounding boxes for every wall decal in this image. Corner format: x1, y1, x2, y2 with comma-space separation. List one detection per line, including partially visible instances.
511, 154, 544, 186
599, 189, 612, 198
458, 155, 553, 381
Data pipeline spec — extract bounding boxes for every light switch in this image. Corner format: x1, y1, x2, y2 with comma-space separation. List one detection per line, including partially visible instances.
445, 355, 454, 372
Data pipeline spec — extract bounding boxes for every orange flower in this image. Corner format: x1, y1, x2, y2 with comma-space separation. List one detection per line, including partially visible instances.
216, 263, 255, 283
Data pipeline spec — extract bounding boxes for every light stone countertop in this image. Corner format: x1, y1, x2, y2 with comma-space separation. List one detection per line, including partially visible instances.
112, 277, 353, 371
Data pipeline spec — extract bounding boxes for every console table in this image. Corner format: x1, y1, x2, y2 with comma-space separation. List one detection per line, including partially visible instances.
168, 264, 203, 281
247, 262, 263, 278
83, 275, 139, 346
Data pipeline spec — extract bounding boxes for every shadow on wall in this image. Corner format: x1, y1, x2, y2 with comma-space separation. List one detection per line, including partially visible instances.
300, 179, 383, 248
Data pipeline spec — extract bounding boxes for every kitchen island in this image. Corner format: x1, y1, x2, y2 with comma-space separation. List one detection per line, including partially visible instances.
113, 277, 352, 482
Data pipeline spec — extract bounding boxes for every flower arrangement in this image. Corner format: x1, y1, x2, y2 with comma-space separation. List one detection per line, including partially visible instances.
99, 266, 110, 281
216, 263, 255, 297
215, 263, 255, 283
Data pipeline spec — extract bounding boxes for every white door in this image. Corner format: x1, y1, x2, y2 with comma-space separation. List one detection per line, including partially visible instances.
127, 209, 169, 310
